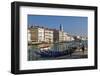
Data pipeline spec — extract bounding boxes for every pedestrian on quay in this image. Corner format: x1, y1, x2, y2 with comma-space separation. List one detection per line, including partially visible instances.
82, 45, 85, 54
69, 48, 73, 56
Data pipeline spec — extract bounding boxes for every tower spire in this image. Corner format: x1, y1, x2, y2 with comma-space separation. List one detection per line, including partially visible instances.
60, 24, 63, 31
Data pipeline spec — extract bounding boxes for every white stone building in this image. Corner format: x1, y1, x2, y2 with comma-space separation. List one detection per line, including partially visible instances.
38, 28, 45, 42
28, 30, 31, 42
44, 29, 53, 43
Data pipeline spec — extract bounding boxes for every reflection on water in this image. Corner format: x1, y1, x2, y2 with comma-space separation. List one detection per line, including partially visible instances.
28, 40, 87, 61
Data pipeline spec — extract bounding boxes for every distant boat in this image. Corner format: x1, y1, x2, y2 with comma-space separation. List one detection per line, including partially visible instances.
39, 45, 51, 50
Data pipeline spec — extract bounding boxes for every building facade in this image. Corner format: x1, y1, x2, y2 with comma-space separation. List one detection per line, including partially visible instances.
28, 26, 53, 43
29, 27, 38, 42
53, 29, 59, 43
38, 28, 45, 42
28, 29, 31, 42
28, 25, 76, 43
44, 28, 53, 43
59, 31, 64, 42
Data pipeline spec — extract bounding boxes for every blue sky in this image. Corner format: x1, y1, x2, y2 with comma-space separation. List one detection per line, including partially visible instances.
28, 15, 88, 36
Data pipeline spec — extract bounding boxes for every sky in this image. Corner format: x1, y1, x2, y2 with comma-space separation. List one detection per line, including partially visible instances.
28, 15, 88, 37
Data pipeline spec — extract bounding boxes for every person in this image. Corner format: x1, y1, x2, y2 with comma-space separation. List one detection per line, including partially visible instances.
69, 48, 73, 56
82, 45, 85, 54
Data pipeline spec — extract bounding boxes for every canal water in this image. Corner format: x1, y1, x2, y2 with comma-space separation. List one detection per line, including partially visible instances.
28, 40, 87, 61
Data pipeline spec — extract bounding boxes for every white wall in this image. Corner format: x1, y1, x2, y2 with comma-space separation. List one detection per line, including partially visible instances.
0, 0, 99, 76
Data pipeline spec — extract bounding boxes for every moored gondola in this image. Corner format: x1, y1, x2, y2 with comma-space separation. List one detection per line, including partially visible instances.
34, 47, 76, 58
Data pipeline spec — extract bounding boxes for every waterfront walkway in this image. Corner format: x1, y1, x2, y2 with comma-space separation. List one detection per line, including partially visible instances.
56, 50, 87, 59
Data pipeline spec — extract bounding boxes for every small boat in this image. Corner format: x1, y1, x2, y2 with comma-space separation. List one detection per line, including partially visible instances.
40, 46, 51, 50
38, 44, 51, 51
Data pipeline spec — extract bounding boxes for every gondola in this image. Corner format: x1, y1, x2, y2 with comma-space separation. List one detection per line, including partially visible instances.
34, 47, 76, 58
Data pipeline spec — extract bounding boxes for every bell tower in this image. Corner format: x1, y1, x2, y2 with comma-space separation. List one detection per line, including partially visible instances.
60, 24, 63, 31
